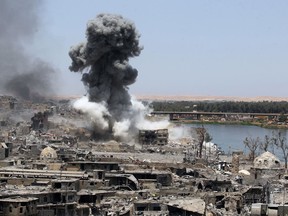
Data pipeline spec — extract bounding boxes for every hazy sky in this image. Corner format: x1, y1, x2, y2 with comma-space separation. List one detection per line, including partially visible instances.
27, 0, 288, 97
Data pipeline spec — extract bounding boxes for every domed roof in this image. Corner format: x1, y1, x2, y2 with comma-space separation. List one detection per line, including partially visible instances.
254, 151, 281, 169
40, 146, 57, 160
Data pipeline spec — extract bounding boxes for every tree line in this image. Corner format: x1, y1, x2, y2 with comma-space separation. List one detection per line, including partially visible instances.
244, 132, 288, 169
192, 126, 288, 169
150, 101, 288, 113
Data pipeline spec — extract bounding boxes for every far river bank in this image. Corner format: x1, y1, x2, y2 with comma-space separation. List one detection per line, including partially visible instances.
176, 122, 288, 160
173, 120, 288, 130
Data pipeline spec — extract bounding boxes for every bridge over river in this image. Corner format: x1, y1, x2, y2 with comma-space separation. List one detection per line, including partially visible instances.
151, 111, 287, 121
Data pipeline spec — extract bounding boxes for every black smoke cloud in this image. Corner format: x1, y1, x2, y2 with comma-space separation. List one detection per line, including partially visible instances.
69, 14, 142, 135
0, 0, 56, 101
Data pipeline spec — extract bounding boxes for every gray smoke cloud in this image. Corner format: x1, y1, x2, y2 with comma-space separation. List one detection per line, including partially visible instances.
0, 0, 56, 101
69, 14, 143, 137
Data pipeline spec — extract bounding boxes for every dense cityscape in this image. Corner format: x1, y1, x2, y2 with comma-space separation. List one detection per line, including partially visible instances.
1, 1, 288, 215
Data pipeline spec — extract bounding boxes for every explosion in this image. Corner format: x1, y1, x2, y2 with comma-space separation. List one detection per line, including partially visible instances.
69, 14, 144, 139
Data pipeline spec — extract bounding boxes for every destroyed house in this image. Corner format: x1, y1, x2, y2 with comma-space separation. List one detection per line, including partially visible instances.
0, 168, 88, 180
251, 203, 288, 216
31, 111, 49, 131
243, 186, 264, 205
0, 188, 77, 206
200, 179, 233, 192
78, 178, 108, 190
166, 198, 205, 216
51, 179, 79, 191
30, 190, 78, 216
0, 197, 38, 216
134, 200, 168, 215
67, 161, 120, 172
0, 180, 105, 216
77, 189, 115, 205
125, 170, 172, 186
0, 143, 9, 160
139, 129, 168, 145
205, 193, 243, 213
105, 173, 139, 190
0, 188, 91, 216
57, 147, 77, 162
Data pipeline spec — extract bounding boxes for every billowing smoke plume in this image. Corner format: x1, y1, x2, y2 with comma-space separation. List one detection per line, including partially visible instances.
0, 0, 56, 101
69, 14, 145, 139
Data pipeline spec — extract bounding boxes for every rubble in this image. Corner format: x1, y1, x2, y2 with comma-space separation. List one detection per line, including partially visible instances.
0, 96, 287, 215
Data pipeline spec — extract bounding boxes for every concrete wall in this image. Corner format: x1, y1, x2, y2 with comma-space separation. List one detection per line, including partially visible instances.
0, 148, 6, 160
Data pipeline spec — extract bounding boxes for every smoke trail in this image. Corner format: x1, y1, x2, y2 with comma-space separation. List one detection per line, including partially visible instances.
0, 0, 56, 101
69, 14, 143, 138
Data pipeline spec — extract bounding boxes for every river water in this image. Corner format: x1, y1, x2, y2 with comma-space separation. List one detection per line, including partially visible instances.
181, 123, 288, 158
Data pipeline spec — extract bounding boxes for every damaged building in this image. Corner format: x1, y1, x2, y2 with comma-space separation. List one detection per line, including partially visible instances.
139, 129, 168, 145
1, 96, 288, 216
31, 111, 49, 131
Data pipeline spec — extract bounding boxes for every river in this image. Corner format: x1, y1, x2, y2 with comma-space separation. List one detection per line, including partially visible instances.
180, 123, 288, 159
